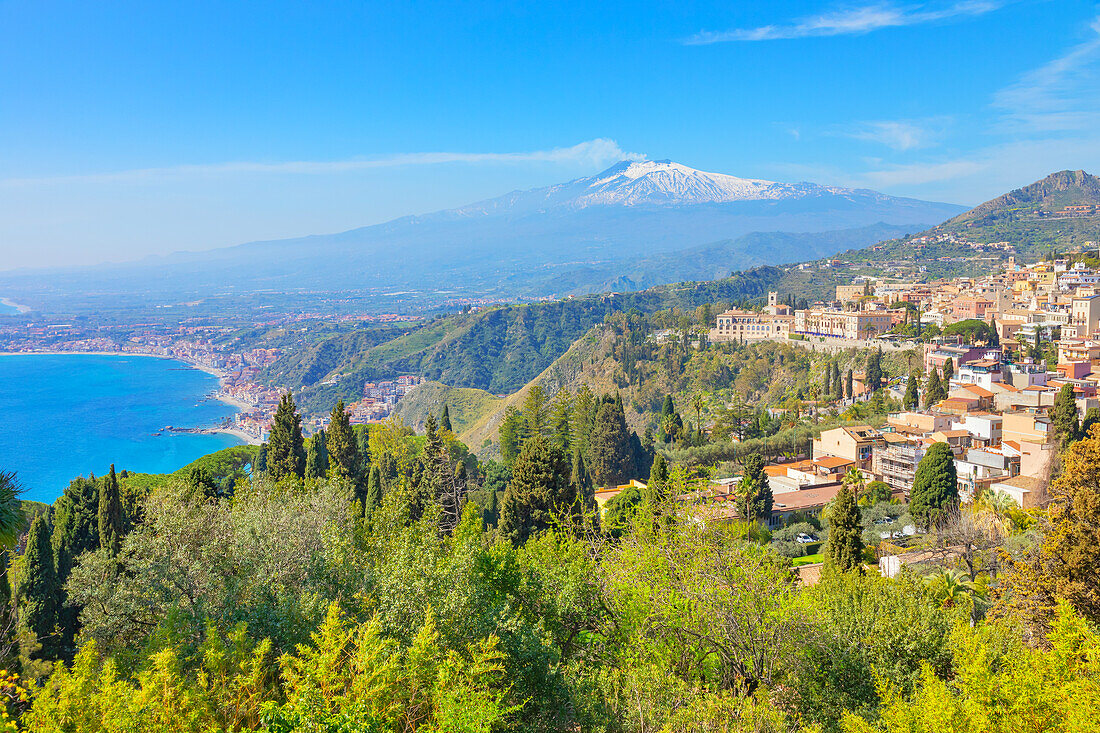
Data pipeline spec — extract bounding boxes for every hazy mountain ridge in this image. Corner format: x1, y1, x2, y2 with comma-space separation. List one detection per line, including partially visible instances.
0, 160, 964, 312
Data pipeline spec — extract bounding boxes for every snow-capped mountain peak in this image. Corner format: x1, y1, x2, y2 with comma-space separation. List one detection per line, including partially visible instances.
450, 160, 867, 217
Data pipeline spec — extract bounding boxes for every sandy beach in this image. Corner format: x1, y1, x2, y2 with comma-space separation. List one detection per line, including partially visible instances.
0, 297, 32, 314
214, 426, 263, 446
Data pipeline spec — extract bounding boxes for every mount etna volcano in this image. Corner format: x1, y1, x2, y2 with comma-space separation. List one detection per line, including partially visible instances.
0, 160, 965, 309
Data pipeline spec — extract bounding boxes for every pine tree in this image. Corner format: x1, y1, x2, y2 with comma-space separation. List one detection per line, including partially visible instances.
440, 404, 452, 432
364, 464, 383, 516
827, 484, 864, 572
551, 392, 573, 453
904, 373, 920, 410
327, 400, 361, 482
498, 435, 574, 544
523, 385, 550, 439
305, 429, 329, 481
735, 452, 773, 522
499, 406, 525, 465
1053, 382, 1080, 449
21, 514, 59, 660
587, 397, 636, 487
910, 442, 958, 529
97, 465, 122, 557
268, 392, 306, 481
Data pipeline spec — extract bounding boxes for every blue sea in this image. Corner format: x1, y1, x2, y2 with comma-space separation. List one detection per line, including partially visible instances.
0, 354, 243, 504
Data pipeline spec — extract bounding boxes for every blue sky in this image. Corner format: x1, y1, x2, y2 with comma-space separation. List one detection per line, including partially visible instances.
1, 0, 1099, 268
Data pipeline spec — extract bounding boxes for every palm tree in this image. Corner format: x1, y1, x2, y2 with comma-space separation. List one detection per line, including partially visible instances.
692, 393, 705, 435
842, 467, 866, 503
923, 568, 986, 625
0, 472, 23, 548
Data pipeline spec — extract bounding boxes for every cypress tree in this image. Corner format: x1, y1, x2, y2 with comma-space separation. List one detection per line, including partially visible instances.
826, 484, 864, 572
647, 452, 669, 503
735, 452, 773, 522
499, 435, 574, 545
923, 367, 944, 408
570, 444, 590, 495
440, 404, 452, 433
364, 464, 383, 516
97, 465, 122, 557
305, 429, 329, 481
255, 443, 268, 474
0, 551, 17, 673
21, 514, 59, 660
904, 373, 920, 410
52, 476, 100, 650
587, 397, 636, 488
865, 349, 884, 393
823, 364, 833, 398
845, 369, 854, 399
910, 442, 959, 529
833, 362, 844, 400
1053, 382, 1080, 449
327, 401, 362, 482
942, 357, 954, 382
268, 392, 306, 481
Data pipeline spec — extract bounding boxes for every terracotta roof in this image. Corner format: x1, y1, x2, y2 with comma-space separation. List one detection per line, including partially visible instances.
959, 384, 995, 398
814, 456, 855, 470
772, 483, 843, 512
992, 475, 1043, 492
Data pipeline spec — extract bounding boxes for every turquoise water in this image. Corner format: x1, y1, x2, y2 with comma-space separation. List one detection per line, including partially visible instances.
0, 354, 243, 504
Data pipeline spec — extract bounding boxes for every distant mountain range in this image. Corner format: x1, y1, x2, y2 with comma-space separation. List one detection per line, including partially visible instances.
0, 160, 965, 312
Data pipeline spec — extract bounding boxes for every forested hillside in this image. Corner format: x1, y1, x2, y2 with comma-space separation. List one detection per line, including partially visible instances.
259, 266, 788, 414
2, 379, 1096, 732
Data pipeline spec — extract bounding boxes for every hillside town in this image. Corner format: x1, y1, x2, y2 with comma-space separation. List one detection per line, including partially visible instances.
666, 252, 1100, 549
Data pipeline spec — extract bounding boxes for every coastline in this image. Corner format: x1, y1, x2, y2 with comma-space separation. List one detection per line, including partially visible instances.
0, 298, 31, 314
1, 349, 264, 445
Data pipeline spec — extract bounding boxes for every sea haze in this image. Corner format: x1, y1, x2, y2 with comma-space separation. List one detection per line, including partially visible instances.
0, 354, 243, 503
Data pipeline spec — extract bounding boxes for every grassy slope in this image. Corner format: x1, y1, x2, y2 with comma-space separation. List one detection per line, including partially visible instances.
392, 381, 503, 434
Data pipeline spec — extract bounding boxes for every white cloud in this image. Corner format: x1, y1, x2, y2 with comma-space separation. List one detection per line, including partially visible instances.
845, 120, 942, 150
1, 138, 645, 187
685, 1, 1001, 44
993, 15, 1100, 132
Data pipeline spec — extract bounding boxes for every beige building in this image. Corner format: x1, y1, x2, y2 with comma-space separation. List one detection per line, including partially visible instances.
794, 309, 893, 340
813, 425, 884, 471
709, 310, 793, 342
988, 475, 1045, 509
836, 284, 869, 302
1064, 294, 1100, 339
